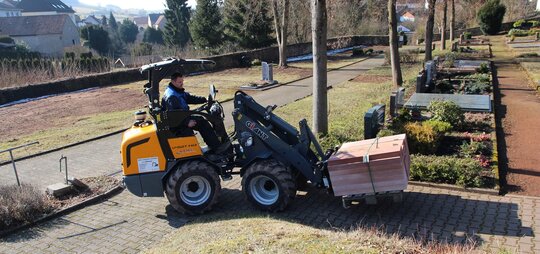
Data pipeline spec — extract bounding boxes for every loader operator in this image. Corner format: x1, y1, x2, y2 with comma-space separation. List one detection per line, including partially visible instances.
162, 71, 223, 154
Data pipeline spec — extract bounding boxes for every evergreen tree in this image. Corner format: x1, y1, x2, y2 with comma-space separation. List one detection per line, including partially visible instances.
477, 0, 506, 35
119, 19, 139, 44
80, 25, 110, 55
143, 27, 164, 44
223, 0, 274, 49
190, 0, 223, 50
109, 12, 118, 31
163, 0, 192, 48
101, 15, 107, 27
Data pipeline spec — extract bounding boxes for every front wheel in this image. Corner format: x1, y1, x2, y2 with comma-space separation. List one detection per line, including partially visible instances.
242, 159, 296, 212
165, 160, 221, 215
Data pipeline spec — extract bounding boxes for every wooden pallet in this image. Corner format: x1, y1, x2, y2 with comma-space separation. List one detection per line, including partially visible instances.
328, 134, 410, 197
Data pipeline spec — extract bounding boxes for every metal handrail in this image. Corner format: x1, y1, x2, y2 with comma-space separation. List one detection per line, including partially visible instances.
1, 141, 39, 186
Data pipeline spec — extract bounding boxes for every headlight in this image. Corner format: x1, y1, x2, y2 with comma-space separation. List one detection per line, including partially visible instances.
245, 136, 253, 147
240, 132, 253, 147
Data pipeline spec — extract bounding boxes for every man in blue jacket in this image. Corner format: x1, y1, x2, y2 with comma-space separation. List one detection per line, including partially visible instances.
162, 71, 222, 153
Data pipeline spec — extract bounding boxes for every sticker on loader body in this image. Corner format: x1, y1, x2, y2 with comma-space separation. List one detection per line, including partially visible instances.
138, 157, 159, 173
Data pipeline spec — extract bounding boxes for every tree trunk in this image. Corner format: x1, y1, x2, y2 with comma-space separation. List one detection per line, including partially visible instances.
449, 0, 455, 42
311, 0, 328, 135
388, 0, 402, 87
272, 0, 290, 67
441, 0, 447, 50
425, 0, 437, 61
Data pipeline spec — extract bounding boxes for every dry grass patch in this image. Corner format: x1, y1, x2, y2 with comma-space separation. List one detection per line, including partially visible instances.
144, 217, 476, 254
0, 184, 53, 231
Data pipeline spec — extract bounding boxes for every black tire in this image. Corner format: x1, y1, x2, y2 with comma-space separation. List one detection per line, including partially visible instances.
165, 160, 221, 215
241, 159, 296, 212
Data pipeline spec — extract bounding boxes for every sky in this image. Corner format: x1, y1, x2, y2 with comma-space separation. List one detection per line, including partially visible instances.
79, 0, 197, 11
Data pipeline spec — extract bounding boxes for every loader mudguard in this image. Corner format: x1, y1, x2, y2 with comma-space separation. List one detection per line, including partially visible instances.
239, 152, 273, 177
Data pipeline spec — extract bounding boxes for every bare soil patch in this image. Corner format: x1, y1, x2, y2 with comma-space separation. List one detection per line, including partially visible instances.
0, 86, 146, 142
351, 74, 392, 83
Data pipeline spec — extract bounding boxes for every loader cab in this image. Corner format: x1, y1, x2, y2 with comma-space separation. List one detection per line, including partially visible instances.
120, 58, 220, 199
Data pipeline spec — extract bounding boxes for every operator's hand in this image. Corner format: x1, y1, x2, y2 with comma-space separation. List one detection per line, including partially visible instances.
188, 120, 197, 128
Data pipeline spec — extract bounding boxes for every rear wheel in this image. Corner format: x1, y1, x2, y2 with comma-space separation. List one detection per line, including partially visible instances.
242, 159, 296, 212
165, 160, 220, 215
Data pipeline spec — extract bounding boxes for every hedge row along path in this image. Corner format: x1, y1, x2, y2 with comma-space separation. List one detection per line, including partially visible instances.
492, 39, 540, 196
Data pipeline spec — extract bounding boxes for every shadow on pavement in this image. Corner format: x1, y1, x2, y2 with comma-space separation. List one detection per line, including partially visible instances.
162, 186, 533, 248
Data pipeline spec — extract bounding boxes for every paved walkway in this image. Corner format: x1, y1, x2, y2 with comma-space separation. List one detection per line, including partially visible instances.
0, 56, 384, 190
1, 179, 539, 253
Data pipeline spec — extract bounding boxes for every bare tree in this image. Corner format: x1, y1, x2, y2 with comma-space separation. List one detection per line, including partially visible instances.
388, 0, 402, 87
271, 0, 290, 67
311, 0, 328, 135
425, 0, 437, 61
440, 0, 447, 50
449, 0, 455, 42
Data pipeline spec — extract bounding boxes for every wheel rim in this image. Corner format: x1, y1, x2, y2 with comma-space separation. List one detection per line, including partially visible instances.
249, 175, 279, 206
179, 176, 212, 206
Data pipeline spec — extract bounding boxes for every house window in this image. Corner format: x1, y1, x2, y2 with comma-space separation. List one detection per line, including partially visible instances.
72, 39, 75, 45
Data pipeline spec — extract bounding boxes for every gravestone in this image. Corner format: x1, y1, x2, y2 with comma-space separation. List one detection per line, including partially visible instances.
262, 62, 274, 81
416, 70, 427, 93
364, 104, 386, 139
390, 88, 406, 117
425, 60, 436, 87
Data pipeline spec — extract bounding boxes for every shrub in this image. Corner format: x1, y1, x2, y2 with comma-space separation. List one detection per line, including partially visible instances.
376, 129, 396, 138
463, 81, 491, 94
513, 19, 526, 28
388, 108, 412, 133
365, 48, 374, 54
462, 32, 472, 40
0, 36, 15, 44
352, 48, 365, 56
530, 20, 540, 28
399, 51, 417, 64
507, 29, 536, 37
410, 155, 486, 187
462, 73, 490, 83
251, 58, 262, 66
404, 120, 450, 155
476, 63, 490, 74
436, 80, 454, 93
443, 52, 457, 68
428, 100, 464, 128
477, 0, 506, 35
0, 184, 53, 230
459, 141, 490, 158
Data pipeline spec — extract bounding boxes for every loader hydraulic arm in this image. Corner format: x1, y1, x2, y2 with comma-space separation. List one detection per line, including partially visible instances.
232, 91, 329, 187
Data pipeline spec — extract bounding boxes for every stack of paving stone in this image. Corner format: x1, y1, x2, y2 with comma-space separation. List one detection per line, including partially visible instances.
327, 134, 410, 196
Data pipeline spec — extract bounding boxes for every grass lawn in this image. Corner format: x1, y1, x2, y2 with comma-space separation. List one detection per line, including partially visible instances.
0, 110, 134, 161
275, 62, 421, 150
144, 216, 474, 254
494, 35, 540, 90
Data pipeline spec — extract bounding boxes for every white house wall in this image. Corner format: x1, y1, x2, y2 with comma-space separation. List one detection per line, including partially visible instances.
12, 17, 80, 57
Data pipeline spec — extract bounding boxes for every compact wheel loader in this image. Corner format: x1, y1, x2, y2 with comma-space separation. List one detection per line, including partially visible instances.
120, 58, 354, 214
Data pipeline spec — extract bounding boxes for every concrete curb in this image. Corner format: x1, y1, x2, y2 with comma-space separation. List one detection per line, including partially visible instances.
0, 185, 124, 238
409, 181, 500, 196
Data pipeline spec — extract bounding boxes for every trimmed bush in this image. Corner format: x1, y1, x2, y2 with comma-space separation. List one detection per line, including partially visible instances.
404, 120, 451, 155
459, 140, 490, 158
513, 19, 526, 28
462, 32, 472, 40
435, 80, 454, 93
352, 48, 365, 56
410, 155, 486, 187
428, 100, 464, 128
477, 0, 506, 35
463, 81, 491, 94
251, 59, 262, 66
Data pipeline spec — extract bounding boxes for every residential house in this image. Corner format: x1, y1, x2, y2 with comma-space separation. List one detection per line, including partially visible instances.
133, 16, 148, 30
0, 0, 21, 17
0, 14, 80, 57
537, 0, 540, 11
400, 11, 415, 22
82, 15, 100, 26
15, 0, 76, 24
153, 15, 166, 30
133, 13, 167, 31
